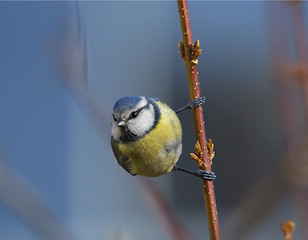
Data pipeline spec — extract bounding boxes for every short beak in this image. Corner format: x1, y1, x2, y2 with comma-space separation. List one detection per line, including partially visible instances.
117, 120, 125, 127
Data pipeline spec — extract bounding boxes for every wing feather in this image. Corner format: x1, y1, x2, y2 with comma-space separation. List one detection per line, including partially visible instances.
111, 137, 136, 176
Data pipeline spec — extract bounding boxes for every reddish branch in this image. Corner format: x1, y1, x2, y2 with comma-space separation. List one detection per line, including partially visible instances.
288, 2, 308, 239
289, 1, 308, 120
177, 1, 221, 239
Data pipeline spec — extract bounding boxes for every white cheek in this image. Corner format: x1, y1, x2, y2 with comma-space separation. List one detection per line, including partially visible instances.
111, 122, 121, 141
127, 106, 155, 136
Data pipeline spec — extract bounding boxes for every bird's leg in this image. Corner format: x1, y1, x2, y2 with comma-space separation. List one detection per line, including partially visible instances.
176, 96, 206, 114
172, 165, 216, 181
175, 99, 214, 180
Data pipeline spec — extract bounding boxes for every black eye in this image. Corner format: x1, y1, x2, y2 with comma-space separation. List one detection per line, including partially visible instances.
113, 115, 117, 122
130, 111, 138, 119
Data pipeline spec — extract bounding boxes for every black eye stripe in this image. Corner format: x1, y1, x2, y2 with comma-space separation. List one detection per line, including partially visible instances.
129, 101, 151, 119
148, 98, 160, 129
130, 99, 160, 129
130, 111, 138, 119
118, 98, 161, 143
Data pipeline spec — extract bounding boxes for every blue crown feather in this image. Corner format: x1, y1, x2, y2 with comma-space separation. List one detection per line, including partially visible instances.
150, 97, 160, 102
113, 96, 143, 113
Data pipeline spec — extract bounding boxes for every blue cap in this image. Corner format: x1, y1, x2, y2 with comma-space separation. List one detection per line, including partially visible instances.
113, 96, 143, 113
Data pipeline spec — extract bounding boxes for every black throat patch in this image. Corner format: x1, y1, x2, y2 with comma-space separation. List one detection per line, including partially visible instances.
119, 126, 140, 143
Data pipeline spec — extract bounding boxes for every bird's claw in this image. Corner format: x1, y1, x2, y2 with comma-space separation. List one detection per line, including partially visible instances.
176, 96, 206, 114
188, 96, 206, 110
194, 170, 216, 181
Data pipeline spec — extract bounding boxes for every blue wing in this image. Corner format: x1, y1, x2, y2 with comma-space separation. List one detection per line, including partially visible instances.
111, 137, 136, 176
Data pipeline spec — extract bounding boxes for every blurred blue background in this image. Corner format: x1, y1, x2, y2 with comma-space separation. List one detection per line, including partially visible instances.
0, 1, 307, 240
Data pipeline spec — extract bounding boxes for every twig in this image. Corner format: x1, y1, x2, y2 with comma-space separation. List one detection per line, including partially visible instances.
287, 2, 308, 239
281, 220, 295, 240
288, 1, 308, 120
0, 162, 76, 240
142, 180, 191, 240
177, 1, 221, 239
269, 2, 300, 150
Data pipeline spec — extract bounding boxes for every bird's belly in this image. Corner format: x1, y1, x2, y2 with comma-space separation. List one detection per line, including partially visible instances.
134, 150, 180, 177
120, 139, 182, 177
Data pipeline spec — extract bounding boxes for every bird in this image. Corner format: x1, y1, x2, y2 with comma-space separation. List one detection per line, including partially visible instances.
111, 95, 216, 180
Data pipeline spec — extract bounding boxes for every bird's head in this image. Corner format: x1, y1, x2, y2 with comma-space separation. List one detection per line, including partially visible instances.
111, 96, 160, 143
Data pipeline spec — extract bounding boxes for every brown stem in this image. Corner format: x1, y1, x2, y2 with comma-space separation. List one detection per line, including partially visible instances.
177, 1, 221, 239
289, 2, 308, 122
0, 163, 76, 240
142, 179, 191, 240
288, 3, 308, 239
268, 2, 300, 150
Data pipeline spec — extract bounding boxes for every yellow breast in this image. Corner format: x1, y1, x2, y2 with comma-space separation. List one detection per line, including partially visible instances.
118, 102, 182, 177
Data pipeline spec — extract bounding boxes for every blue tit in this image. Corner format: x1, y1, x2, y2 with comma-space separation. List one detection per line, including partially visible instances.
111, 96, 216, 180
